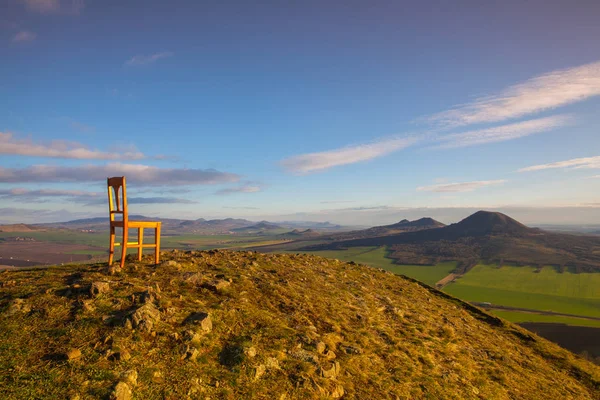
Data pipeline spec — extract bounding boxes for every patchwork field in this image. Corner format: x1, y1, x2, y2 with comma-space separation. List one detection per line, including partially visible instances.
444, 265, 600, 319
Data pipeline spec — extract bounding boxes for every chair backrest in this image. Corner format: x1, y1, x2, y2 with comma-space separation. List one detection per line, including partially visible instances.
107, 176, 128, 223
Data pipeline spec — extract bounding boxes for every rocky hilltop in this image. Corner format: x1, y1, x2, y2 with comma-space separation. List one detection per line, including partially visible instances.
1, 250, 600, 399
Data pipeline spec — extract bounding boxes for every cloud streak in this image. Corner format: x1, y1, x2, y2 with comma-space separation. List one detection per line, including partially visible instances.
433, 115, 571, 149
427, 60, 600, 127
0, 163, 240, 186
417, 180, 506, 193
281, 136, 419, 174
518, 156, 600, 172
0, 132, 144, 160
215, 184, 261, 195
12, 30, 36, 43
125, 52, 174, 67
20, 0, 84, 14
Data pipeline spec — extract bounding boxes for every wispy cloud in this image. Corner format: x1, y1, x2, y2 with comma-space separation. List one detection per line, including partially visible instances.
320, 200, 355, 204
0, 188, 100, 203
427, 60, 600, 128
125, 52, 174, 67
281, 136, 419, 174
433, 115, 571, 149
223, 206, 260, 210
12, 30, 36, 43
0, 132, 143, 160
417, 180, 506, 193
215, 184, 261, 196
518, 156, 600, 172
20, 0, 84, 14
69, 120, 95, 133
0, 163, 240, 186
0, 207, 94, 224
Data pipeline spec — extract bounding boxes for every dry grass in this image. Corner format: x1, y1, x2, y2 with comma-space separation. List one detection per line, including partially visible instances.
1, 250, 600, 399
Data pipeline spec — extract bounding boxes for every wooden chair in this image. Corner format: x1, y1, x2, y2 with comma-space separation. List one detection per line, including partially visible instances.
107, 176, 161, 268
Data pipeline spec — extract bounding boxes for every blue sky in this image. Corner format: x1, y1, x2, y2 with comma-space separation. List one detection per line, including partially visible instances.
1, 0, 599, 225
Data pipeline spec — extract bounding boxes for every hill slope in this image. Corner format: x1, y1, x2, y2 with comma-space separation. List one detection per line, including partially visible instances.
1, 251, 599, 399
306, 211, 600, 270
320, 217, 445, 241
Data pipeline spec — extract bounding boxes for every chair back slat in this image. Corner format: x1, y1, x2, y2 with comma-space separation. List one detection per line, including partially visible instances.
107, 176, 128, 222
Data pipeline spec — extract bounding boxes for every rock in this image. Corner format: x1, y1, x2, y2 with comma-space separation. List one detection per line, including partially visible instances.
5, 299, 31, 315
109, 349, 131, 361
152, 370, 164, 383
120, 370, 138, 387
107, 266, 121, 275
110, 382, 132, 400
128, 303, 161, 333
81, 300, 95, 312
254, 364, 266, 380
139, 290, 157, 304
331, 385, 345, 398
185, 346, 200, 361
203, 280, 231, 292
66, 348, 82, 361
161, 260, 180, 268
325, 350, 337, 360
320, 362, 340, 379
90, 281, 110, 297
316, 342, 326, 354
265, 357, 280, 370
244, 346, 257, 358
183, 312, 212, 333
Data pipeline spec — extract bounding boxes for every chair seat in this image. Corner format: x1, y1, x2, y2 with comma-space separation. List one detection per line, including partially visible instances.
129, 220, 161, 228
110, 220, 161, 228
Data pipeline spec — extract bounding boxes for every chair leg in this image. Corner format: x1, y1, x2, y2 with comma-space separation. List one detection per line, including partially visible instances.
155, 225, 161, 264
120, 228, 128, 269
108, 226, 115, 265
137, 227, 143, 261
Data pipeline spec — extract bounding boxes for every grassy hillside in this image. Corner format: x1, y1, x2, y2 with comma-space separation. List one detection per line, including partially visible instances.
1, 251, 600, 399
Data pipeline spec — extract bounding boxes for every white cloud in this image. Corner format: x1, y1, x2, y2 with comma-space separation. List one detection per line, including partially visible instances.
215, 184, 261, 195
428, 60, 600, 127
417, 180, 506, 193
12, 30, 36, 43
0, 132, 144, 160
518, 156, 600, 172
20, 0, 83, 14
281, 136, 419, 174
0, 163, 240, 186
125, 52, 174, 67
434, 115, 571, 148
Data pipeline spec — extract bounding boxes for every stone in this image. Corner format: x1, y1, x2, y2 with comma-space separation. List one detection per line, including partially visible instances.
316, 342, 326, 354
254, 364, 266, 380
183, 312, 212, 333
331, 385, 345, 398
90, 281, 110, 297
107, 266, 122, 275
128, 303, 161, 333
110, 349, 131, 362
265, 357, 280, 370
110, 382, 132, 400
66, 348, 82, 361
203, 280, 231, 292
5, 299, 31, 315
320, 362, 340, 379
324, 350, 337, 360
185, 347, 200, 361
152, 370, 164, 383
161, 260, 180, 268
121, 370, 138, 387
243, 346, 257, 358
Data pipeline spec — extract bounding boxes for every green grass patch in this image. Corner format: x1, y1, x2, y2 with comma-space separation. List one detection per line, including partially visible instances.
490, 311, 600, 328
451, 264, 600, 299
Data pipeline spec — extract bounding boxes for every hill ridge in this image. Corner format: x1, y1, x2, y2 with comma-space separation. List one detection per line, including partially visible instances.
1, 250, 599, 399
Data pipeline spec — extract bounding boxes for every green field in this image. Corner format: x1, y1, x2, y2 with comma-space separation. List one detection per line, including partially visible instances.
303, 246, 456, 286
490, 310, 600, 328
445, 264, 600, 319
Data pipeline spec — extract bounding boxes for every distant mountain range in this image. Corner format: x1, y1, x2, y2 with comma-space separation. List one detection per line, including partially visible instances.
320, 217, 446, 241
31, 217, 346, 235
304, 211, 600, 272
